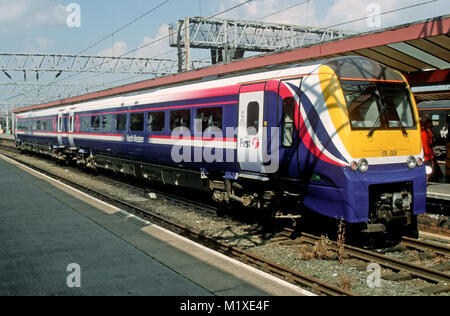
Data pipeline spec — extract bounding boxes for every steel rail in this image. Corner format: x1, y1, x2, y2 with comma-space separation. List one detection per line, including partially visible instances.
298, 232, 450, 284
402, 236, 450, 257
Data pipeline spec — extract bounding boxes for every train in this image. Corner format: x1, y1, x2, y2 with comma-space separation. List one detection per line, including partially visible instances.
14, 56, 426, 239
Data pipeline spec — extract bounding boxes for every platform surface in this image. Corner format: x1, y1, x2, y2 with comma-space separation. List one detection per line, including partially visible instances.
0, 134, 14, 140
428, 182, 450, 201
0, 155, 310, 296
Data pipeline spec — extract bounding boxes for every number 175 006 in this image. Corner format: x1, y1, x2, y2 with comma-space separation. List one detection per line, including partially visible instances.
382, 150, 398, 157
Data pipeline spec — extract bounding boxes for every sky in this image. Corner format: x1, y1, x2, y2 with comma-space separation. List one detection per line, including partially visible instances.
0, 0, 448, 107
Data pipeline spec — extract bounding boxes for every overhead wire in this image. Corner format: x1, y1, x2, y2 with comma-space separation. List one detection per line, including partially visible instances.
77, 0, 172, 55
48, 0, 255, 88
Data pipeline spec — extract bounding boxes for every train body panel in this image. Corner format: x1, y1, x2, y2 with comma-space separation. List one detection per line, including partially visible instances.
14, 56, 427, 235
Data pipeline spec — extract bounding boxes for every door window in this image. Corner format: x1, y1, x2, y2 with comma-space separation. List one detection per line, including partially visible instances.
282, 97, 295, 147
247, 102, 260, 136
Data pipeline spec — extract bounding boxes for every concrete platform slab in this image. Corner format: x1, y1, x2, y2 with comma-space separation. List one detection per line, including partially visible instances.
428, 182, 450, 201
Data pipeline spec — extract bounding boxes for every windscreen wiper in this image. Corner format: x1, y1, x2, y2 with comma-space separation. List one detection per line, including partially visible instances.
394, 117, 408, 137
367, 90, 386, 138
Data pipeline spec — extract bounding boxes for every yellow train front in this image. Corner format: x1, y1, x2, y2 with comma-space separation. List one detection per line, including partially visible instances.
287, 57, 426, 238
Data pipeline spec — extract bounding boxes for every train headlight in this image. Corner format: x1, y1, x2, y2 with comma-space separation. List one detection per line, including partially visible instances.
407, 156, 417, 169
358, 159, 369, 173
350, 161, 358, 172
417, 158, 423, 167
426, 165, 433, 175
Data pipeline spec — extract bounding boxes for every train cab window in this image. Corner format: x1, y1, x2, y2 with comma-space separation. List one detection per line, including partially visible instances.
90, 116, 101, 131
148, 112, 165, 132
170, 110, 191, 132
195, 108, 222, 133
342, 81, 415, 130
116, 114, 127, 131
247, 102, 260, 136
130, 113, 144, 132
282, 98, 295, 147
380, 85, 414, 128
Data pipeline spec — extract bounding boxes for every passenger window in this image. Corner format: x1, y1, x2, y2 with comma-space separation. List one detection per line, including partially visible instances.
148, 112, 165, 132
130, 113, 144, 132
282, 98, 295, 147
116, 114, 127, 131
196, 108, 223, 133
170, 110, 191, 132
102, 115, 114, 132
80, 116, 90, 132
247, 102, 260, 136
91, 116, 100, 131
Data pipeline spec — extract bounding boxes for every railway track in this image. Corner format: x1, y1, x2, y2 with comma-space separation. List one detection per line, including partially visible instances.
0, 150, 354, 296
280, 229, 449, 287
402, 236, 450, 257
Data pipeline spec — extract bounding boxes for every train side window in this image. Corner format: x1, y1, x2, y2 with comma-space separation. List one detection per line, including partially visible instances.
90, 115, 101, 131
130, 113, 144, 132
196, 107, 223, 133
80, 116, 90, 132
102, 115, 114, 132
148, 112, 165, 132
282, 98, 295, 147
116, 114, 127, 131
170, 110, 191, 132
247, 102, 260, 136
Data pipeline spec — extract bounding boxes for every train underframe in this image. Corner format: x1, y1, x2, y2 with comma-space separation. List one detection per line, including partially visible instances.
16, 141, 420, 244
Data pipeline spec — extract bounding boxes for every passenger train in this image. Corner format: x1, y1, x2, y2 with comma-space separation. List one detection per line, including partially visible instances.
14, 56, 426, 238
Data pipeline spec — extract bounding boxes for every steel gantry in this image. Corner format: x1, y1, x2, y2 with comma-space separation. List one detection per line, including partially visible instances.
0, 53, 210, 75
0, 53, 211, 115
169, 17, 355, 70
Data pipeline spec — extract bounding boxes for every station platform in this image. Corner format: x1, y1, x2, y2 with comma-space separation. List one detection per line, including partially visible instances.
0, 133, 14, 140
428, 182, 450, 201
0, 134, 14, 146
0, 154, 311, 296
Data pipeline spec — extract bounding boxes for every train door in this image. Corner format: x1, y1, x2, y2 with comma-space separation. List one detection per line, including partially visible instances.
279, 78, 302, 179
57, 110, 64, 146
238, 83, 265, 173
68, 108, 76, 148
